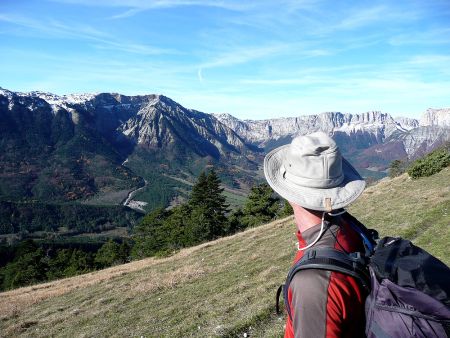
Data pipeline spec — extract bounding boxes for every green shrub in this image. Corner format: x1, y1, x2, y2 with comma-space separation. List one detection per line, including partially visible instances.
94, 240, 127, 268
407, 144, 450, 179
389, 159, 406, 178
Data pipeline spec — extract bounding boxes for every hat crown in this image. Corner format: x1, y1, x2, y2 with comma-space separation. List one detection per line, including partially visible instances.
284, 132, 344, 188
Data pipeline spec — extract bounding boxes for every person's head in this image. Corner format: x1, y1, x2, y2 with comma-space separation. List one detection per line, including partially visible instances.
263, 132, 365, 249
263, 131, 365, 213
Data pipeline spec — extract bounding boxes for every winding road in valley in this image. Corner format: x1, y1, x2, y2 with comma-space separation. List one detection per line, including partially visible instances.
123, 179, 148, 209
121, 157, 149, 211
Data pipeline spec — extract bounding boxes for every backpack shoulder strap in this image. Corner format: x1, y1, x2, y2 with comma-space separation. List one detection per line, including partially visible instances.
343, 212, 378, 254
282, 246, 370, 322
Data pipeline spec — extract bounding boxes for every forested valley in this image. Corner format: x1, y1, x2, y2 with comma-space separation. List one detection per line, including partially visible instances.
0, 170, 291, 291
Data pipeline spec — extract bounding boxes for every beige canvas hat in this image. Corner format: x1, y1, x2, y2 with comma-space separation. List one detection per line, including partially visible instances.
263, 132, 365, 211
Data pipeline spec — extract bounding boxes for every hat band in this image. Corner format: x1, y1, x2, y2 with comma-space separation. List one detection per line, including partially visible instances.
280, 165, 345, 189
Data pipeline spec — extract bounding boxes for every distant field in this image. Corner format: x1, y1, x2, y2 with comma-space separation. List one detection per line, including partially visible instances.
1, 167, 449, 337
357, 167, 387, 181
71, 226, 130, 239
82, 189, 132, 206
222, 189, 248, 210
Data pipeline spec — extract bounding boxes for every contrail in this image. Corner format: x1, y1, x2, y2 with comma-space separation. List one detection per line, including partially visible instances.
197, 67, 204, 82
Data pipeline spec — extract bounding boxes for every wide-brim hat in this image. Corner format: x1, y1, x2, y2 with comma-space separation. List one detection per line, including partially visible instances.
264, 132, 365, 211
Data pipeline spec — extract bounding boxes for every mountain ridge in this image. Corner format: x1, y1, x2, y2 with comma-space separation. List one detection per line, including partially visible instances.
1, 87, 449, 210
215, 109, 450, 168
0, 88, 261, 209
215, 109, 446, 150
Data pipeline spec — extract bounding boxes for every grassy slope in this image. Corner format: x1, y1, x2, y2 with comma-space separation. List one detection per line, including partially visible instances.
349, 167, 450, 263
1, 168, 449, 337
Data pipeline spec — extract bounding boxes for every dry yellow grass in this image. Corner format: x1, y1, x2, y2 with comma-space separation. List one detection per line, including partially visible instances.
0, 257, 207, 321
0, 256, 156, 320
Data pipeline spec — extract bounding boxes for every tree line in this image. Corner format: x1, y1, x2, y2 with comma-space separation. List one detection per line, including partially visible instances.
0, 202, 142, 235
0, 169, 292, 291
132, 170, 291, 258
0, 238, 132, 291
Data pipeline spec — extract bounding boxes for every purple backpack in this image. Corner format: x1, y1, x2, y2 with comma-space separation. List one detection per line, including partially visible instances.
278, 216, 450, 338
365, 236, 450, 338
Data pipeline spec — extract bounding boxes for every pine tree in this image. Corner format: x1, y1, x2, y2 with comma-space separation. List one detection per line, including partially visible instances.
205, 170, 229, 237
131, 208, 170, 258
227, 207, 245, 234
1, 247, 47, 290
47, 249, 73, 280
64, 249, 93, 277
163, 204, 192, 249
95, 240, 123, 268
187, 169, 229, 241
240, 183, 279, 228
130, 170, 230, 258
189, 171, 208, 209
278, 200, 294, 217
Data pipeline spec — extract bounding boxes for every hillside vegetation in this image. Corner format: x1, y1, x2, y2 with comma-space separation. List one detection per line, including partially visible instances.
1, 168, 449, 337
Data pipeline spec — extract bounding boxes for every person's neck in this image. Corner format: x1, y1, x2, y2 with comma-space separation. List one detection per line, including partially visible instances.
292, 204, 324, 233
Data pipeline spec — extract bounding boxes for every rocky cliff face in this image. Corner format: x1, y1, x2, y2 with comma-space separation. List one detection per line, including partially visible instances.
400, 126, 450, 158
116, 95, 250, 158
394, 117, 420, 131
215, 109, 449, 161
420, 108, 450, 128
216, 111, 411, 147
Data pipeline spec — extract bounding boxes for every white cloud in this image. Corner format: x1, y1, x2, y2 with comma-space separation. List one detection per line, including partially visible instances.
199, 44, 288, 69
110, 8, 144, 19
408, 54, 450, 65
50, 0, 248, 9
389, 28, 450, 46
50, 0, 250, 19
337, 6, 388, 30
0, 13, 174, 55
193, 43, 291, 82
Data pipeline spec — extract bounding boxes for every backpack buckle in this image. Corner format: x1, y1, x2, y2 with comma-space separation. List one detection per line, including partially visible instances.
349, 252, 368, 266
305, 249, 317, 260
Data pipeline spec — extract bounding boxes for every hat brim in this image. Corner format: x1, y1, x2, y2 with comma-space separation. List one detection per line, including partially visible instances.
264, 145, 366, 211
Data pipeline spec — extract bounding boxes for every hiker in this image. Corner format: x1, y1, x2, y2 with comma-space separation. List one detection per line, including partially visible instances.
264, 131, 368, 338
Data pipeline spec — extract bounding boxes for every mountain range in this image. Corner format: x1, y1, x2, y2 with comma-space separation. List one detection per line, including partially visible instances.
1, 87, 449, 211
215, 108, 449, 158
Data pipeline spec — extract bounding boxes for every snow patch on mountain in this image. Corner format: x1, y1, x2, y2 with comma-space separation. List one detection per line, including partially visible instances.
394, 117, 420, 131
29, 91, 96, 106
0, 88, 13, 100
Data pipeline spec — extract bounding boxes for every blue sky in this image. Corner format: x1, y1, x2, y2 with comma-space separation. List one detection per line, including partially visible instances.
1, 0, 449, 119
